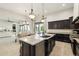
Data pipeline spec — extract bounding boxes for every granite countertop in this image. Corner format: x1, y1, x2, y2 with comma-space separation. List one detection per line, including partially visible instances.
19, 34, 55, 45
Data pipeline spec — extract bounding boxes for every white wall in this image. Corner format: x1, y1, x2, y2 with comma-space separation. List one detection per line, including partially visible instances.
0, 21, 12, 31
0, 8, 27, 32
73, 3, 79, 20
46, 8, 73, 22
45, 8, 73, 34
0, 8, 26, 21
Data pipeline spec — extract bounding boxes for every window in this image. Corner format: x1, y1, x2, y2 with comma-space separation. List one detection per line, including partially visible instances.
19, 22, 30, 32
35, 22, 44, 34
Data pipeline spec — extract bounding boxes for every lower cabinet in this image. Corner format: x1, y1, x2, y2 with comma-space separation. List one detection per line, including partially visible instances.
20, 38, 55, 56
71, 39, 79, 56
76, 43, 79, 55
20, 42, 31, 56
36, 41, 45, 56
45, 38, 55, 56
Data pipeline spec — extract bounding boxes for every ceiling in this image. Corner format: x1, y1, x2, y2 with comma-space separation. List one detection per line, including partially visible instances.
0, 3, 73, 17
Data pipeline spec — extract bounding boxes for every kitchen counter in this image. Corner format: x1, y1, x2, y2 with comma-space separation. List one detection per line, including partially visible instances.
19, 33, 72, 56
19, 34, 55, 46
19, 34, 55, 56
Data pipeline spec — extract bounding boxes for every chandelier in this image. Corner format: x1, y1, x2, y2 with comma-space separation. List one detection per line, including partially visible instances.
29, 4, 35, 20
41, 3, 47, 22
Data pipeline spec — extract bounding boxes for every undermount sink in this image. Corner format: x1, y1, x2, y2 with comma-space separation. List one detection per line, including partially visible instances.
40, 35, 50, 38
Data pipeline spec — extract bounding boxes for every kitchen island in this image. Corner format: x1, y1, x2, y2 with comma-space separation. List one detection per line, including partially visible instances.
19, 34, 55, 56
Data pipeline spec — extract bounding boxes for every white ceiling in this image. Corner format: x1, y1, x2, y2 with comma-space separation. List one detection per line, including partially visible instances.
0, 3, 73, 17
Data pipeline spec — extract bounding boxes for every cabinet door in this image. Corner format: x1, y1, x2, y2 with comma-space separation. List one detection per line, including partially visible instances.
48, 19, 71, 29
54, 22, 57, 29
64, 20, 70, 29
20, 42, 30, 56
36, 41, 45, 56
59, 21, 63, 29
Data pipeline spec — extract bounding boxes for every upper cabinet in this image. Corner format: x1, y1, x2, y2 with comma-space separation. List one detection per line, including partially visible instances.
48, 16, 73, 29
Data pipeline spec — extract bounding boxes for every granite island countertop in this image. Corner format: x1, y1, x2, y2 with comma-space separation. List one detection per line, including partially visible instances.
19, 34, 55, 45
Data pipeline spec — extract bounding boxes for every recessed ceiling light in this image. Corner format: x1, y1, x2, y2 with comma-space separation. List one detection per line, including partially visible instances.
62, 4, 66, 7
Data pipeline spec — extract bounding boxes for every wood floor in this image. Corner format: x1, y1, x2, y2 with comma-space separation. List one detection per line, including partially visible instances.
0, 41, 74, 56
50, 41, 74, 56
0, 42, 20, 56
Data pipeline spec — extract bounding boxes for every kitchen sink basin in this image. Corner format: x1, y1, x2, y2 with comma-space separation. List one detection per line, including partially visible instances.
40, 35, 50, 38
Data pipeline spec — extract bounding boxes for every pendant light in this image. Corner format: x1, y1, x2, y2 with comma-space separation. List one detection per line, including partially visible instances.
29, 3, 35, 20
41, 3, 46, 22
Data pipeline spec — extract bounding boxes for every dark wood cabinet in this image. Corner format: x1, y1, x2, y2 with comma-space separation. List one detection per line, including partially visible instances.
20, 38, 55, 56
74, 23, 79, 29
44, 37, 55, 56
71, 39, 79, 56
48, 18, 73, 29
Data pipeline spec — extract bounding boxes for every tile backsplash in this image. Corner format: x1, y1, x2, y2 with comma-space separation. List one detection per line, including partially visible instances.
47, 29, 73, 34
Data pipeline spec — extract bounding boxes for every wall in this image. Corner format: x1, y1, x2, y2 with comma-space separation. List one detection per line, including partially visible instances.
73, 3, 79, 20
0, 8, 27, 33
45, 8, 73, 34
